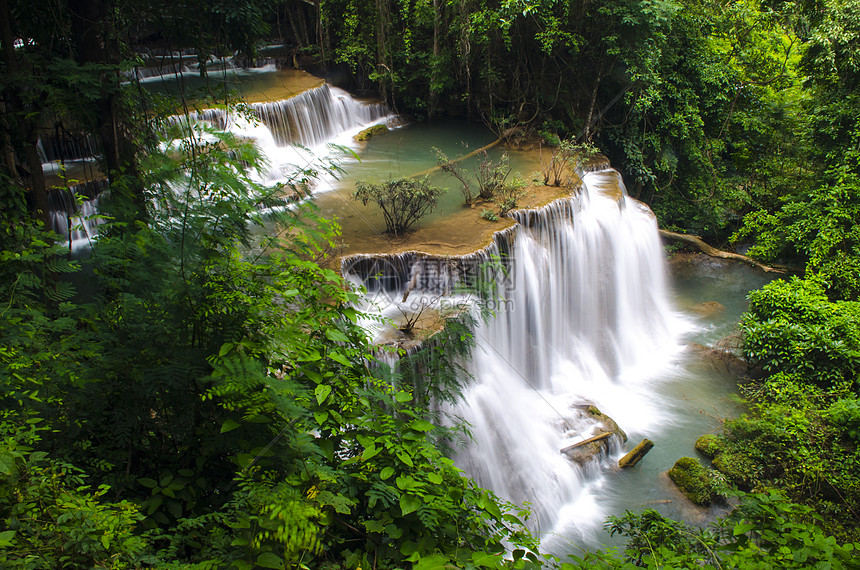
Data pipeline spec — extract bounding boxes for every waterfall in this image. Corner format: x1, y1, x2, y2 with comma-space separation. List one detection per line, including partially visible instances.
342, 169, 687, 540
47, 179, 110, 250
48, 82, 393, 251
203, 84, 392, 149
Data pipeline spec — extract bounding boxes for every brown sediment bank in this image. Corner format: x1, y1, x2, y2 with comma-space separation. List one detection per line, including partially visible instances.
327, 147, 607, 262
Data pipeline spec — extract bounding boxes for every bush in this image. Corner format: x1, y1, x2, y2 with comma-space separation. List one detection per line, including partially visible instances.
353, 177, 446, 235
742, 277, 860, 390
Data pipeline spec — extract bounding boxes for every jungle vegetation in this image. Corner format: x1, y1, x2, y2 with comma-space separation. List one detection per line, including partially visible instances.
2, 0, 860, 567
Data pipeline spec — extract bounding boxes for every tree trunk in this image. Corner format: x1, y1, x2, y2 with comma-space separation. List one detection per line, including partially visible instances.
313, 0, 327, 68
429, 0, 441, 117
286, 1, 305, 48
0, 0, 50, 229
584, 59, 604, 141
375, 0, 389, 99
67, 0, 146, 222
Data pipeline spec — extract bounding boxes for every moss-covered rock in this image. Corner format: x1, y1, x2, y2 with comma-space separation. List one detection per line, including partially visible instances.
587, 405, 628, 443
694, 434, 724, 459
354, 124, 389, 142
712, 452, 755, 491
668, 457, 718, 506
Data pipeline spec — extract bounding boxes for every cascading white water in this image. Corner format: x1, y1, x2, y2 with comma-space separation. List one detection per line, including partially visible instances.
448, 170, 687, 539
163, 84, 394, 185
48, 80, 393, 252
343, 169, 689, 541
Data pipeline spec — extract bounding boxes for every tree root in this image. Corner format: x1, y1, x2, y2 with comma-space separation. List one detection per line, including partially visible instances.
659, 229, 793, 274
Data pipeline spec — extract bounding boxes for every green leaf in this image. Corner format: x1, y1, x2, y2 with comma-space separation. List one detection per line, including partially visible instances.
138, 478, 158, 489
361, 446, 381, 461
400, 493, 422, 515
256, 552, 284, 568
408, 419, 435, 432
734, 522, 755, 536
380, 466, 395, 480
220, 419, 241, 433
427, 473, 443, 485
314, 411, 329, 425
328, 350, 351, 366
315, 384, 332, 405
0, 455, 15, 475
396, 451, 413, 467
395, 391, 413, 403
396, 475, 415, 490
326, 328, 349, 342
472, 552, 503, 567
414, 554, 452, 570
0, 530, 16, 547
298, 349, 322, 362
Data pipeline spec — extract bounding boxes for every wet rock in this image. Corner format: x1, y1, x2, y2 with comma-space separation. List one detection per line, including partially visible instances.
694, 434, 723, 459
690, 300, 726, 318
694, 435, 755, 491
618, 439, 654, 469
667, 457, 720, 507
585, 405, 627, 443
688, 343, 751, 378
561, 405, 627, 464
354, 124, 389, 142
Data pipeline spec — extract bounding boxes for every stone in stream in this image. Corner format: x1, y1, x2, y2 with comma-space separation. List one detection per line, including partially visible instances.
354, 124, 389, 142
618, 438, 655, 469
560, 405, 627, 465
690, 300, 726, 318
667, 456, 721, 507
688, 342, 757, 378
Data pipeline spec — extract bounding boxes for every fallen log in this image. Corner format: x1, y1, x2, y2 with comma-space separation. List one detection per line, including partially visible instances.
560, 431, 613, 455
659, 230, 791, 274
618, 438, 655, 469
408, 139, 502, 179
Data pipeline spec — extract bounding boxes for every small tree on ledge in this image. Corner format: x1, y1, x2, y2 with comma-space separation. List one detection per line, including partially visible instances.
353, 177, 446, 235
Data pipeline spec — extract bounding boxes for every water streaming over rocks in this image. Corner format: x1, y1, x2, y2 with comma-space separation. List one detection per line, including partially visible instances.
44, 78, 393, 252
342, 170, 689, 540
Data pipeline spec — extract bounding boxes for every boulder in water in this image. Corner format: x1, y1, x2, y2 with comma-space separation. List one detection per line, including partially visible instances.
354, 124, 389, 142
694, 434, 754, 490
561, 406, 627, 464
690, 300, 726, 318
688, 343, 752, 378
667, 457, 721, 506
586, 405, 628, 443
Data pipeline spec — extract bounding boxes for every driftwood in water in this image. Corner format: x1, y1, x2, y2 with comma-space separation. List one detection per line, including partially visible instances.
561, 432, 614, 465
618, 439, 654, 469
659, 230, 789, 274
561, 431, 613, 455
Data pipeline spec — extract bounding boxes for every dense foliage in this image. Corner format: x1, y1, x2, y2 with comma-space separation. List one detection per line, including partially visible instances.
4, 0, 860, 567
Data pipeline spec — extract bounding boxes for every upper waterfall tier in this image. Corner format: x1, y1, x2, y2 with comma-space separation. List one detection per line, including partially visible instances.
172, 84, 393, 149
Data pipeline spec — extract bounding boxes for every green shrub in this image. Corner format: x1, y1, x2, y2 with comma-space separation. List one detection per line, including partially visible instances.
353, 176, 446, 235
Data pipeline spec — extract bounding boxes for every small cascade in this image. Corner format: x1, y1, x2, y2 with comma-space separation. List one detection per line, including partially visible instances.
47, 179, 110, 251
342, 169, 687, 540
38, 132, 102, 164
167, 84, 391, 150
164, 84, 393, 184
247, 84, 391, 148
